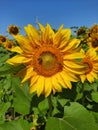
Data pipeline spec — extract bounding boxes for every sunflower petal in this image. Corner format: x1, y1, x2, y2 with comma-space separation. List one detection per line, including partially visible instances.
61, 39, 80, 52
30, 84, 37, 94
7, 55, 31, 65
21, 66, 33, 83
80, 75, 86, 83
63, 52, 84, 60
13, 35, 33, 53
24, 24, 40, 46
87, 73, 95, 83
36, 76, 45, 97
52, 76, 62, 92
60, 71, 72, 89
11, 46, 23, 54
44, 78, 52, 97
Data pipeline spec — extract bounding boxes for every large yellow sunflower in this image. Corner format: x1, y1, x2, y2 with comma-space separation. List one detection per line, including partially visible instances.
7, 23, 85, 97
80, 48, 98, 83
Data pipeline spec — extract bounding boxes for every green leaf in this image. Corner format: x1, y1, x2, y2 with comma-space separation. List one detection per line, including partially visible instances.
38, 98, 49, 115
12, 77, 32, 115
0, 54, 10, 63
45, 117, 73, 130
91, 92, 98, 103
45, 102, 98, 130
92, 112, 98, 125
0, 102, 11, 124
0, 119, 31, 130
0, 63, 25, 75
64, 102, 98, 130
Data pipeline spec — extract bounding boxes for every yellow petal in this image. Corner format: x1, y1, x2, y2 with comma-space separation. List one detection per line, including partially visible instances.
58, 29, 71, 48
36, 76, 45, 97
30, 74, 39, 87
11, 46, 23, 54
24, 24, 40, 46
90, 71, 97, 79
63, 52, 84, 60
38, 23, 45, 34
63, 70, 79, 82
53, 24, 64, 46
55, 73, 65, 87
87, 73, 94, 83
80, 75, 86, 83
44, 78, 52, 97
30, 83, 37, 94
51, 76, 62, 92
44, 24, 54, 43
13, 35, 33, 53
64, 61, 85, 69
21, 66, 33, 83
60, 71, 72, 89
7, 55, 31, 65
61, 39, 80, 52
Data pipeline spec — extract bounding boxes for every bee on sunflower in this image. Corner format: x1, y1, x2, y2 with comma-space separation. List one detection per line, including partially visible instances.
7, 23, 86, 97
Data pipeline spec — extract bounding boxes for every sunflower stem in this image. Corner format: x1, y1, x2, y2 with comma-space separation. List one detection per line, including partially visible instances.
81, 83, 85, 106
48, 94, 53, 117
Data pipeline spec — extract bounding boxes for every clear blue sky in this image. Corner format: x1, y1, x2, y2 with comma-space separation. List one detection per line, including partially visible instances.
0, 0, 98, 36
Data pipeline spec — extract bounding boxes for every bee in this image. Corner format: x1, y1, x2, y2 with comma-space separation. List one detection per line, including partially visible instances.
38, 57, 43, 64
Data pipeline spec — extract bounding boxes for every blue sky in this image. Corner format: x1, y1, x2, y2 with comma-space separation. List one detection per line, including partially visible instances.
0, 0, 98, 36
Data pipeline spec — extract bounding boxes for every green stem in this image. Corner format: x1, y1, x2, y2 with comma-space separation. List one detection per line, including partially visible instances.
48, 94, 53, 117
81, 83, 85, 106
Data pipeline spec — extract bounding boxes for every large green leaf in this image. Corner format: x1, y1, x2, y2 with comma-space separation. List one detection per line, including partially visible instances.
45, 102, 98, 130
12, 77, 32, 115
45, 117, 72, 130
0, 119, 31, 130
64, 102, 98, 130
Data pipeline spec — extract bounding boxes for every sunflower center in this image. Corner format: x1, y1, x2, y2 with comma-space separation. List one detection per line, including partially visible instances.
92, 38, 98, 48
39, 52, 57, 70
33, 46, 63, 77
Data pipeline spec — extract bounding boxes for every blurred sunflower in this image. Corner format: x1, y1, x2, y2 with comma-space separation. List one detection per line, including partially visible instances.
87, 24, 98, 50
7, 23, 85, 97
80, 49, 98, 83
0, 35, 7, 44
8, 25, 20, 35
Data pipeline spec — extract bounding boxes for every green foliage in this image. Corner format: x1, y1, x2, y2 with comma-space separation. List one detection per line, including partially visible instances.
0, 28, 98, 130
45, 102, 98, 130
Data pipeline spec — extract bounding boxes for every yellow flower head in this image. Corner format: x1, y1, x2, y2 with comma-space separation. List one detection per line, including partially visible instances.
8, 25, 20, 35
90, 24, 98, 34
4, 40, 15, 51
7, 23, 85, 97
87, 24, 98, 50
80, 49, 98, 83
87, 33, 98, 50
0, 35, 7, 44
76, 26, 87, 36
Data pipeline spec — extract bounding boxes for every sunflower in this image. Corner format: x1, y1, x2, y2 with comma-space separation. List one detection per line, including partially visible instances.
7, 23, 85, 97
0, 35, 7, 44
80, 49, 98, 83
8, 25, 20, 35
4, 40, 15, 51
87, 24, 98, 50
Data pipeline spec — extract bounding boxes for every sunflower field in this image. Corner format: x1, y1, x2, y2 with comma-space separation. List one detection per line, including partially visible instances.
0, 23, 98, 130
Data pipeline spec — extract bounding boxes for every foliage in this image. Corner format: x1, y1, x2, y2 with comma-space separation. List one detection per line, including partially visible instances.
0, 24, 98, 130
